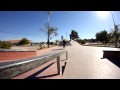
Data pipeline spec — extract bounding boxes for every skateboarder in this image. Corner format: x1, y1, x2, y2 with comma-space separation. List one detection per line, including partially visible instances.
63, 39, 66, 48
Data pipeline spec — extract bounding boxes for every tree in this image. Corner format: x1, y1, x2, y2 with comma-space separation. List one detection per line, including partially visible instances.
96, 30, 110, 46
76, 39, 86, 44
19, 38, 30, 45
84, 39, 88, 42
89, 38, 96, 43
70, 30, 79, 40
0, 40, 12, 49
40, 23, 58, 48
109, 24, 120, 47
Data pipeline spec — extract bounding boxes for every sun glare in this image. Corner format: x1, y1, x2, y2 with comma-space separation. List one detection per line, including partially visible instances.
96, 11, 109, 18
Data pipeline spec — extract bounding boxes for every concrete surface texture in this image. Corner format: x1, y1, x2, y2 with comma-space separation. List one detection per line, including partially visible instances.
63, 41, 120, 79
10, 41, 120, 79
0, 46, 59, 62
12, 53, 67, 79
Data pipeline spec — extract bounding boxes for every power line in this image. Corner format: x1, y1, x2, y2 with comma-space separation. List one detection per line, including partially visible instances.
0, 30, 46, 37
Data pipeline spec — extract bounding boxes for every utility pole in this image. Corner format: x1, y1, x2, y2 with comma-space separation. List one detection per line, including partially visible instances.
30, 34, 31, 45
111, 11, 117, 47
61, 35, 63, 41
46, 11, 52, 48
111, 11, 116, 27
66, 32, 67, 40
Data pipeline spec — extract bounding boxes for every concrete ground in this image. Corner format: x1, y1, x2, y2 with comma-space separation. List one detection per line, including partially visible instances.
0, 46, 59, 62
63, 41, 120, 79
12, 41, 120, 79
12, 51, 67, 79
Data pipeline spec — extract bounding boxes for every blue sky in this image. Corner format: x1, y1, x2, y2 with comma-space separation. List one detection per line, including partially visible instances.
0, 11, 120, 42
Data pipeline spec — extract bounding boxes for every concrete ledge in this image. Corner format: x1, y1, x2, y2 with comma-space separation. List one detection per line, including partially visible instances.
103, 50, 120, 59
0, 46, 59, 60
0, 50, 67, 79
0, 51, 37, 60
0, 48, 37, 52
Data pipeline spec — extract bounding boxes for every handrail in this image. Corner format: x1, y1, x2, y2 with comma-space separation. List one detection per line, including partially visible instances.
0, 49, 68, 79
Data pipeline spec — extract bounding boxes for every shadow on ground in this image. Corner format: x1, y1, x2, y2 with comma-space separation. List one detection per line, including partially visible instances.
25, 59, 67, 79
62, 62, 67, 75
25, 62, 57, 79
107, 58, 120, 68
31, 73, 59, 79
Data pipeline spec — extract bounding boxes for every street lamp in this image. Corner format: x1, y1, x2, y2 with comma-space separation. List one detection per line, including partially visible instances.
29, 34, 31, 45
110, 11, 116, 28
111, 11, 119, 47
66, 32, 67, 40
110, 11, 118, 47
46, 11, 52, 48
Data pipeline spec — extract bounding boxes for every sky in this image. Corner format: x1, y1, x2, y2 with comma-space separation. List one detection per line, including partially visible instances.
0, 11, 120, 42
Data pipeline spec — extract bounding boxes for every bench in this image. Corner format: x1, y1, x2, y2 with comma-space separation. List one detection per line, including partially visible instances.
103, 50, 120, 59
0, 49, 68, 79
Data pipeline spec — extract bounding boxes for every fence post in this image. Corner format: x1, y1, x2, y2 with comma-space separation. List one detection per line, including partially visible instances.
57, 56, 60, 74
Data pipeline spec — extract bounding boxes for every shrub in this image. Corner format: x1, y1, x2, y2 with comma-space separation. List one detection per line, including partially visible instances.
76, 39, 86, 44
76, 39, 81, 44
80, 40, 86, 44
39, 43, 43, 49
0, 40, 12, 49
39, 44, 46, 49
19, 38, 30, 45
49, 42, 54, 45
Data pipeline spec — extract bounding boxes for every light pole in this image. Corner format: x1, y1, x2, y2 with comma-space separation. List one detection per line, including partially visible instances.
66, 32, 67, 40
46, 11, 52, 48
110, 11, 118, 47
110, 11, 116, 27
30, 34, 31, 45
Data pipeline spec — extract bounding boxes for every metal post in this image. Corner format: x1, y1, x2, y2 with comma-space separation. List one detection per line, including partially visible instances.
66, 32, 67, 40
57, 56, 60, 74
111, 11, 117, 47
66, 51, 68, 60
111, 11, 116, 27
30, 34, 31, 45
48, 12, 50, 48
47, 11, 51, 48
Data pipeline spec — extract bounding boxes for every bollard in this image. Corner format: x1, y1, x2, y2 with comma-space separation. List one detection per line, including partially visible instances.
57, 56, 60, 74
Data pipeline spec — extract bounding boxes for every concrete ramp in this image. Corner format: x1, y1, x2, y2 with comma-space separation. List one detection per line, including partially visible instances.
70, 41, 81, 46
63, 41, 120, 79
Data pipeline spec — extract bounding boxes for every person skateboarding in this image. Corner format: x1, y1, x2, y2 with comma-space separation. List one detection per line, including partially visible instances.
63, 39, 66, 48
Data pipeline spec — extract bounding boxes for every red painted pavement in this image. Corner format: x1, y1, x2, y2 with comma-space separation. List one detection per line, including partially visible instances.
12, 53, 67, 79
0, 46, 59, 62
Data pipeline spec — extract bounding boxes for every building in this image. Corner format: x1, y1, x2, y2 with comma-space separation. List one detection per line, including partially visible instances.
8, 39, 32, 46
